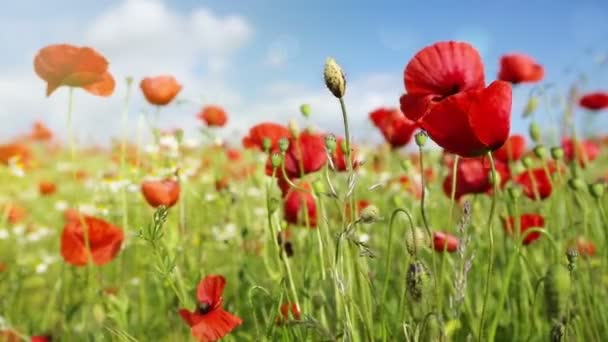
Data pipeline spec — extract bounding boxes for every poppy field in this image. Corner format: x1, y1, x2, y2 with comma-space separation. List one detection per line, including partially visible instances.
2, 37, 608, 342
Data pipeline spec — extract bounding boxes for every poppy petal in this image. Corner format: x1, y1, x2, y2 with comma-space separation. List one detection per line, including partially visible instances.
190, 308, 243, 342
83, 71, 116, 97
197, 275, 226, 307
467, 80, 512, 150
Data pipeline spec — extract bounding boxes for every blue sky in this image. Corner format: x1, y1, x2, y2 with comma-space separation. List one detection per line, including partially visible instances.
1, 0, 607, 145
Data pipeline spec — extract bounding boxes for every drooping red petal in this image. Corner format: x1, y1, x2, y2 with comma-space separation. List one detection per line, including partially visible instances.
190, 308, 243, 342
498, 53, 544, 84
369, 108, 418, 147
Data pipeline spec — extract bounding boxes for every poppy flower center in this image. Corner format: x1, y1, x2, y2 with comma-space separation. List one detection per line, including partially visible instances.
444, 84, 461, 97
197, 301, 212, 315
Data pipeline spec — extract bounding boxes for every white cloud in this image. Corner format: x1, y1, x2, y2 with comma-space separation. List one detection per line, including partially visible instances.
264, 35, 299, 68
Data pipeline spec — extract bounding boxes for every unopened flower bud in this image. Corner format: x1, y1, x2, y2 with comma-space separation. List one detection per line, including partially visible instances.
533, 145, 548, 159
359, 205, 379, 224
550, 147, 564, 161
568, 177, 586, 191
488, 169, 501, 186
529, 122, 541, 143
522, 156, 533, 169
300, 104, 311, 118
415, 131, 428, 147
270, 153, 283, 168
312, 179, 325, 195
507, 186, 522, 200
324, 134, 337, 153
323, 58, 346, 98
278, 138, 290, 153
405, 227, 429, 256
589, 183, 605, 198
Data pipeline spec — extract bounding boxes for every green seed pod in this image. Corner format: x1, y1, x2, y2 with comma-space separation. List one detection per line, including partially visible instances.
405, 227, 430, 256
589, 183, 605, 199
406, 261, 432, 302
522, 156, 533, 169
507, 186, 522, 201
311, 179, 325, 195
544, 264, 572, 321
262, 137, 272, 152
359, 205, 379, 224
300, 103, 311, 118
550, 147, 564, 161
533, 145, 548, 160
488, 169, 500, 186
324, 134, 337, 153
529, 121, 541, 143
567, 178, 586, 191
420, 314, 446, 342
415, 131, 428, 147
270, 153, 283, 169
278, 137, 290, 153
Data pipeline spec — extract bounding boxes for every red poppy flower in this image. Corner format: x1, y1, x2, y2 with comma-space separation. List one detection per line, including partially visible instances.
4, 203, 26, 224
330, 137, 358, 172
369, 108, 417, 148
432, 231, 459, 253
198, 105, 228, 127
276, 302, 301, 325
34, 44, 115, 97
242, 122, 291, 151
493, 134, 527, 162
571, 236, 596, 257
30, 121, 53, 141
30, 335, 52, 342
497, 54, 544, 84
266, 132, 327, 179
141, 179, 180, 208
442, 157, 509, 200
283, 183, 317, 227
140, 75, 182, 106
179, 275, 242, 342
515, 167, 554, 200
61, 214, 124, 266
39, 181, 57, 196
503, 214, 545, 245
0, 143, 32, 166
562, 138, 600, 167
400, 41, 512, 157
579, 91, 608, 111
225, 148, 241, 162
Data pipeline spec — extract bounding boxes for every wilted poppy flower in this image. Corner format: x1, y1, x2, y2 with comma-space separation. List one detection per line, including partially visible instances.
516, 167, 554, 200
493, 134, 527, 162
283, 183, 317, 227
503, 214, 545, 245
0, 143, 32, 166
61, 213, 124, 266
562, 138, 600, 167
442, 157, 509, 200
242, 122, 291, 151
34, 44, 115, 97
369, 108, 417, 148
432, 231, 459, 253
30, 121, 53, 141
39, 180, 57, 196
570, 236, 596, 257
267, 132, 327, 179
141, 179, 180, 208
179, 275, 242, 342
400, 41, 512, 157
579, 91, 608, 111
140, 76, 182, 106
498, 54, 544, 84
198, 105, 228, 127
276, 302, 301, 325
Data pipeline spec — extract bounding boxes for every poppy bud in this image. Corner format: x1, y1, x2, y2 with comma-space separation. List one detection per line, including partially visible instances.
406, 260, 432, 302
278, 138, 290, 153
551, 147, 564, 161
522, 156, 533, 169
325, 134, 337, 153
566, 248, 578, 272
544, 264, 571, 321
270, 153, 283, 169
589, 183, 605, 198
415, 131, 428, 147
405, 227, 429, 256
523, 96, 538, 117
268, 197, 280, 215
488, 169, 500, 186
567, 178, 585, 191
262, 138, 272, 152
533, 145, 548, 160
359, 205, 379, 224
323, 57, 346, 98
288, 120, 299, 137
507, 186, 522, 200
312, 179, 325, 195
529, 122, 541, 143
300, 104, 311, 118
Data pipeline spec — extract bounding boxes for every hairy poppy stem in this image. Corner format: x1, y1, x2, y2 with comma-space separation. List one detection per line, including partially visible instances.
478, 152, 498, 341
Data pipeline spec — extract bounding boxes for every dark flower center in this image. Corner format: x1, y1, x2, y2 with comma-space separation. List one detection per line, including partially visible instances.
196, 301, 212, 315
444, 84, 461, 97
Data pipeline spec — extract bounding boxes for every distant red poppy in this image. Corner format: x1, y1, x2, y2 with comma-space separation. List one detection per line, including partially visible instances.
141, 179, 180, 208
179, 275, 242, 342
432, 231, 459, 253
276, 302, 301, 325
30, 121, 53, 141
61, 213, 124, 266
5, 203, 26, 224
0, 143, 32, 166
330, 137, 358, 172
571, 236, 596, 257
503, 214, 545, 245
369, 108, 417, 148
400, 41, 512, 157
30, 335, 52, 342
493, 134, 527, 162
198, 105, 228, 127
390, 175, 422, 199
562, 138, 600, 167
140, 76, 182, 106
34, 44, 115, 97
579, 91, 608, 111
39, 181, 57, 196
283, 183, 317, 227
242, 122, 291, 151
225, 148, 241, 162
498, 54, 544, 84
266, 132, 327, 179
442, 157, 509, 200
516, 167, 554, 200
215, 177, 229, 192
